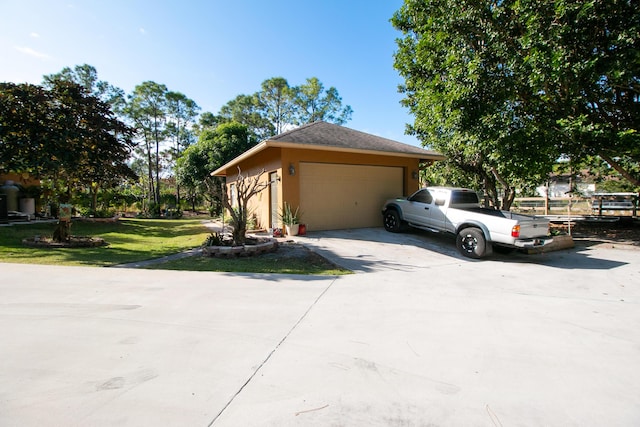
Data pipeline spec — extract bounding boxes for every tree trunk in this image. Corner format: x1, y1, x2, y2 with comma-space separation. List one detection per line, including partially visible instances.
598, 152, 640, 187
53, 221, 71, 242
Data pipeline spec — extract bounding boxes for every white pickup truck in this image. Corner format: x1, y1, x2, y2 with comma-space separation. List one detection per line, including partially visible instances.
382, 187, 552, 258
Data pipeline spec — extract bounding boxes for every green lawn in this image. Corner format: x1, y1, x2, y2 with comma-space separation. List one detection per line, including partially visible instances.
0, 218, 350, 275
0, 218, 210, 267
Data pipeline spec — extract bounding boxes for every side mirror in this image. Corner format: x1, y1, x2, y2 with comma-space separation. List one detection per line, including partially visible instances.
435, 199, 445, 206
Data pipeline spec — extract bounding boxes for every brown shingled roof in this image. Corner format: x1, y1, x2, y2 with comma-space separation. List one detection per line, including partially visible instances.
271, 121, 441, 157
211, 121, 443, 176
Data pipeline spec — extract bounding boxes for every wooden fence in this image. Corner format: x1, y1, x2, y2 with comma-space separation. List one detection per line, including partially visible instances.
511, 193, 638, 217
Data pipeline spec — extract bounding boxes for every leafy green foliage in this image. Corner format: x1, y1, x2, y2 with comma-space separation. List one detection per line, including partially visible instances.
291, 77, 353, 126
0, 80, 136, 198
209, 76, 353, 140
392, 0, 639, 205
176, 122, 257, 215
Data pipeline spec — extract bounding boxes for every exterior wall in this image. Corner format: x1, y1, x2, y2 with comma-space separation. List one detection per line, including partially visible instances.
280, 147, 421, 210
222, 147, 283, 230
221, 146, 423, 231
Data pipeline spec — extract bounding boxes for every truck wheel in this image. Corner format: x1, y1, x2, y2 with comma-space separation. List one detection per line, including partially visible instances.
456, 227, 489, 259
383, 210, 404, 233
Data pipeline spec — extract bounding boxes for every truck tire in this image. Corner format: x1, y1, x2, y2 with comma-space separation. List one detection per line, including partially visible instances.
456, 227, 489, 259
383, 210, 404, 233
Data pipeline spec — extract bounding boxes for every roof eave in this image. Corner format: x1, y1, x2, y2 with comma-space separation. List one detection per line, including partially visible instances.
210, 141, 269, 176
265, 140, 445, 161
211, 140, 445, 176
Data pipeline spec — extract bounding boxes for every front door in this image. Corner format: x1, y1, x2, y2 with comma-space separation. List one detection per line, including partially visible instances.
269, 172, 279, 229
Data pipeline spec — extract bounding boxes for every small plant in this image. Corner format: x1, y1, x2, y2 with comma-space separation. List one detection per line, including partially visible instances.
279, 202, 300, 225
204, 232, 223, 247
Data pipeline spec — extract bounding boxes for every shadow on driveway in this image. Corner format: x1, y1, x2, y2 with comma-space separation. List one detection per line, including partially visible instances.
295, 227, 629, 273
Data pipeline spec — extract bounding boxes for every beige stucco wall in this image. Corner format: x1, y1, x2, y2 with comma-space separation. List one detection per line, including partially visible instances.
220, 146, 423, 230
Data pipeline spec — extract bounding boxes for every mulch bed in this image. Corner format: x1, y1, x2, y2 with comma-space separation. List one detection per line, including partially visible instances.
22, 236, 108, 248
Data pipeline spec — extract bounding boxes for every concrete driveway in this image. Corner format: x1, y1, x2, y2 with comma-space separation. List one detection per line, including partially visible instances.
1, 228, 639, 426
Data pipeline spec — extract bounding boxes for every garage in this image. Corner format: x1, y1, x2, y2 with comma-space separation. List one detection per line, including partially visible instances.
212, 121, 444, 232
299, 162, 404, 230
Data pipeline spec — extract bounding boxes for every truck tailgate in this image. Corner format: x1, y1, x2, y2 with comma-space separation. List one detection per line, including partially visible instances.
506, 212, 549, 238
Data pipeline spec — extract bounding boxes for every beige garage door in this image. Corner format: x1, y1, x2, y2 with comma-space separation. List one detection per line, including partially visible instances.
299, 163, 403, 231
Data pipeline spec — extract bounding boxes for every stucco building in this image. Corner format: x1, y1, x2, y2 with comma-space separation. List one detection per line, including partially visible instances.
211, 121, 443, 231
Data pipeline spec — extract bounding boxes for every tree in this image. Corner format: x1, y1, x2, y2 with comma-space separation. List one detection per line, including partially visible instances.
165, 91, 200, 209
519, 0, 640, 187
175, 122, 257, 214
256, 77, 295, 135
42, 64, 126, 113
220, 168, 270, 245
218, 94, 273, 140
392, 1, 560, 209
291, 77, 353, 125
392, 0, 639, 206
0, 80, 136, 239
0, 83, 52, 175
125, 81, 168, 214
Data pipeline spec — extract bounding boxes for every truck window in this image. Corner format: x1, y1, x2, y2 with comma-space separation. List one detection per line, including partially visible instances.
409, 189, 433, 204
451, 191, 479, 204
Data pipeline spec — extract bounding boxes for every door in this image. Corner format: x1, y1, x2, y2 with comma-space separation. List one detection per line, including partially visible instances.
402, 188, 434, 226
269, 172, 279, 229
299, 163, 403, 230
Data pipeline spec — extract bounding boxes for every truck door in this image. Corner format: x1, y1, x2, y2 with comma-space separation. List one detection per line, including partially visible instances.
403, 189, 434, 226
429, 189, 448, 229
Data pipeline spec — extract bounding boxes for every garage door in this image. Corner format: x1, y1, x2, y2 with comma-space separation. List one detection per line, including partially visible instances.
299, 163, 403, 230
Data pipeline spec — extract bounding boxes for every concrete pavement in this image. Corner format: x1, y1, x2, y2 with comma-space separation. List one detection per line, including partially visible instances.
1, 228, 639, 426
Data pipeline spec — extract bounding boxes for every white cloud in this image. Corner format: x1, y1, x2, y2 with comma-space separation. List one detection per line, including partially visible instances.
30, 32, 40, 38
14, 46, 51, 60
139, 27, 146, 35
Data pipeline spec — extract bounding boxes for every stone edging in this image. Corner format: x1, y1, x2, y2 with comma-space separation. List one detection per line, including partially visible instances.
202, 239, 279, 258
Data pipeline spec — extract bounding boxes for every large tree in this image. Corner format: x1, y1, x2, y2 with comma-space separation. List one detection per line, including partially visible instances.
0, 80, 135, 237
165, 91, 200, 209
209, 76, 354, 142
42, 64, 126, 113
256, 77, 295, 135
392, 0, 639, 207
291, 77, 353, 126
125, 81, 168, 213
217, 94, 273, 141
176, 122, 257, 214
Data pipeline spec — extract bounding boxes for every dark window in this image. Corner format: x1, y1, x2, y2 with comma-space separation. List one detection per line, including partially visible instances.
410, 189, 433, 204
451, 191, 479, 204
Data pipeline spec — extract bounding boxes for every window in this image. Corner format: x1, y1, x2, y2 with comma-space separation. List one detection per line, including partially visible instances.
451, 191, 479, 204
409, 189, 433, 204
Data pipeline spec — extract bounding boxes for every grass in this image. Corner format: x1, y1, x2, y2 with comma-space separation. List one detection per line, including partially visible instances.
0, 218, 350, 274
148, 243, 350, 275
0, 218, 210, 267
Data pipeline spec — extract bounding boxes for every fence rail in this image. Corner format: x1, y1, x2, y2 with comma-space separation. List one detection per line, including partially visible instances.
511, 194, 638, 217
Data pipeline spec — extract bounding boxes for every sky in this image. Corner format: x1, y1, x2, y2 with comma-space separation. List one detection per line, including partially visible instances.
0, 0, 421, 146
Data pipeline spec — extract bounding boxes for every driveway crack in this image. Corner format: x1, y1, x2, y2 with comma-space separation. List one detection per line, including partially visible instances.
207, 277, 337, 426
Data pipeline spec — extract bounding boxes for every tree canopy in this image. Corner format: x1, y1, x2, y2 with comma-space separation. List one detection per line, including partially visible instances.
392, 0, 639, 206
0, 80, 136, 190
210, 76, 353, 140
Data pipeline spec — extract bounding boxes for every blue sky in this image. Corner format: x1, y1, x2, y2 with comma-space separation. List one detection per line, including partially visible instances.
0, 0, 420, 146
